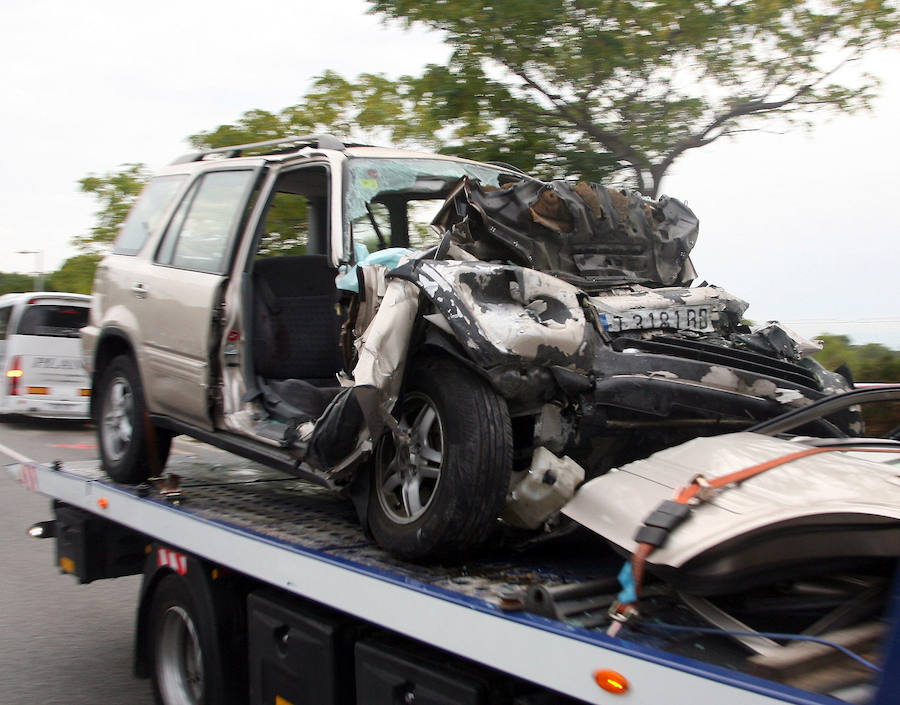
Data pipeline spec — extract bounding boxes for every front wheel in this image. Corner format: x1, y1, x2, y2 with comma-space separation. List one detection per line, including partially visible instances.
96, 354, 171, 483
368, 356, 513, 562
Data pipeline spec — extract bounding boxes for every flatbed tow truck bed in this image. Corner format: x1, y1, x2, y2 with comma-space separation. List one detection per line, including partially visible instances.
8, 453, 899, 705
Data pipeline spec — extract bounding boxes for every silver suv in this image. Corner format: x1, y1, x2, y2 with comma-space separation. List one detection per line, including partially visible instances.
84, 135, 850, 560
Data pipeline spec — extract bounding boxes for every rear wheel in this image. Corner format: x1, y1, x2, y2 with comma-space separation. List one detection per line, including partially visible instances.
148, 574, 227, 705
97, 354, 171, 483
368, 356, 513, 562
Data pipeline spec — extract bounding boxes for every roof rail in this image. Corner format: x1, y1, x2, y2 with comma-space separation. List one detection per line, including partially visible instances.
170, 134, 349, 164
486, 160, 528, 175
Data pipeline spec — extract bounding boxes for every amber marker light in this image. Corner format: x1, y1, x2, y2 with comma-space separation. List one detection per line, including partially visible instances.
594, 669, 629, 694
97, 497, 109, 509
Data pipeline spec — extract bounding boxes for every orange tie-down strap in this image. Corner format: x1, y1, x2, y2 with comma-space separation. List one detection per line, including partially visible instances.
629, 445, 900, 598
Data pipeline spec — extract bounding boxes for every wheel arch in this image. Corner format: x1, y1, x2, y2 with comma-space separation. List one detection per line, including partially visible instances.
134, 552, 174, 679
416, 327, 492, 382
90, 328, 136, 420
134, 544, 250, 704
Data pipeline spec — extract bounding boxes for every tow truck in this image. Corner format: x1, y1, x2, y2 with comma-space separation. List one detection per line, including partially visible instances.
7, 431, 898, 705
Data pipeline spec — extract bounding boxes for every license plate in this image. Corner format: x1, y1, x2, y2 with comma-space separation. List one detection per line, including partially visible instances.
600, 306, 712, 333
30, 357, 81, 370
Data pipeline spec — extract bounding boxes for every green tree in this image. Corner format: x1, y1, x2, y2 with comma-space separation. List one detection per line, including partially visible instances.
815, 334, 900, 437
189, 70, 607, 180
74, 163, 149, 252
366, 0, 899, 195
0, 272, 38, 295
46, 254, 102, 295
815, 334, 900, 383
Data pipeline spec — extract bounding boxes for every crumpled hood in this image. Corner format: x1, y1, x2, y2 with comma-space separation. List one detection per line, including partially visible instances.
433, 177, 700, 288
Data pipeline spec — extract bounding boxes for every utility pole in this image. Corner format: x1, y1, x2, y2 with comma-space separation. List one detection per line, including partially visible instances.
16, 250, 44, 291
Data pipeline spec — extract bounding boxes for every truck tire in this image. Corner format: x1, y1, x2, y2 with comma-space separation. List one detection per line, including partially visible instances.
368, 356, 513, 562
97, 354, 171, 484
148, 572, 240, 705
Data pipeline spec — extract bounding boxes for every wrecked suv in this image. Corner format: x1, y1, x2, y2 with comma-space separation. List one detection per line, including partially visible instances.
83, 135, 850, 561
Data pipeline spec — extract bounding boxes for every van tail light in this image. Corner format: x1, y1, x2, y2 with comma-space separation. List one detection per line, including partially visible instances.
6, 356, 23, 395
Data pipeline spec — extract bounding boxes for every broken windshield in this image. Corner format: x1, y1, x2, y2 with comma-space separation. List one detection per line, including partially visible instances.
344, 157, 518, 254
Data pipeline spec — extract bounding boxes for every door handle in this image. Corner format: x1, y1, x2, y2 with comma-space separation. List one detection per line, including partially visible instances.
131, 283, 149, 298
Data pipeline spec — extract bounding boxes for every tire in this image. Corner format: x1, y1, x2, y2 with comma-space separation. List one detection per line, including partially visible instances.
96, 354, 171, 483
148, 573, 238, 705
368, 356, 513, 562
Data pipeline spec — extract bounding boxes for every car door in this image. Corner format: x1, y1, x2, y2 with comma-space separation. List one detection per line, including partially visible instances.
139, 167, 260, 428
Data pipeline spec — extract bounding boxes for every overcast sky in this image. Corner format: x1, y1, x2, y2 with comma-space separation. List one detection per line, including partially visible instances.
2, 0, 898, 349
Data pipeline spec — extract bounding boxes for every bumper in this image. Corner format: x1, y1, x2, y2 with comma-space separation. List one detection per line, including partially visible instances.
2, 396, 90, 420
591, 374, 800, 423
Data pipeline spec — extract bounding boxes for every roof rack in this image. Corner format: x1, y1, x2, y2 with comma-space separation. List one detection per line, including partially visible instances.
170, 134, 352, 164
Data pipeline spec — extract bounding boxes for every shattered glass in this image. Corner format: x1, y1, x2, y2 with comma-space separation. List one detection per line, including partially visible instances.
344, 157, 512, 224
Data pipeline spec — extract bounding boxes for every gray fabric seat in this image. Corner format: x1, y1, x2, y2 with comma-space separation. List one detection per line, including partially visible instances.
252, 255, 344, 419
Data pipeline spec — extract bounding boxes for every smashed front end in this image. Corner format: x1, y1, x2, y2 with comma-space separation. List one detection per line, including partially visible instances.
392, 177, 852, 482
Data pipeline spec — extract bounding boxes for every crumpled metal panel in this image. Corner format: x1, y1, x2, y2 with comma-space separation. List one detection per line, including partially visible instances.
434, 177, 699, 287
390, 258, 597, 369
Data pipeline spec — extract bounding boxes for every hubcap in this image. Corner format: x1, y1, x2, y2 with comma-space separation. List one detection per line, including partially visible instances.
157, 605, 204, 705
375, 392, 444, 524
101, 376, 133, 462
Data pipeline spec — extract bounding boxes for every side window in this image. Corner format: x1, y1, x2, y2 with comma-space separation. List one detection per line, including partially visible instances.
256, 165, 329, 258
0, 305, 11, 340
114, 175, 187, 255
156, 170, 255, 274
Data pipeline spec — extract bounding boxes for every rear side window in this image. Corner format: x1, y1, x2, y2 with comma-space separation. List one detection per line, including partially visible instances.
0, 306, 11, 340
115, 175, 188, 255
16, 305, 89, 338
156, 170, 255, 274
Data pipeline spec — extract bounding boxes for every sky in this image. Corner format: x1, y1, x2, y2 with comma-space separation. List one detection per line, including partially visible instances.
1, 0, 898, 349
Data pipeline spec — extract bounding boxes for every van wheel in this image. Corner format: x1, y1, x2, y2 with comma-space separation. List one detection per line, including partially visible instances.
368, 356, 512, 562
97, 355, 171, 483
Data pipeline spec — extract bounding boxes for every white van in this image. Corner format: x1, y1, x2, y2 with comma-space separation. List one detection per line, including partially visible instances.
0, 292, 92, 419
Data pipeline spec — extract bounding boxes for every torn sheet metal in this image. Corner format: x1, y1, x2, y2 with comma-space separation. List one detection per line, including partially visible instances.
390, 258, 596, 369
352, 277, 420, 404
433, 177, 699, 288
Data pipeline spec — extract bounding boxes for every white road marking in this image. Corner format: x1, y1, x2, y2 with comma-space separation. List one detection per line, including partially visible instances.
0, 441, 31, 464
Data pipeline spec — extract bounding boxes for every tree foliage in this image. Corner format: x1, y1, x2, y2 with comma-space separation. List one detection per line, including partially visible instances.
0, 272, 38, 295
47, 254, 103, 295
815, 334, 900, 383
74, 163, 149, 252
367, 0, 899, 195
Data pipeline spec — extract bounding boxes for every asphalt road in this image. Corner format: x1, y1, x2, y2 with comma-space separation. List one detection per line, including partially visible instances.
0, 417, 197, 705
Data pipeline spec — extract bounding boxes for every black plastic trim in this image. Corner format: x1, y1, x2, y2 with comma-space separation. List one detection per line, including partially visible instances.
592, 375, 789, 421
612, 335, 819, 389
149, 415, 331, 489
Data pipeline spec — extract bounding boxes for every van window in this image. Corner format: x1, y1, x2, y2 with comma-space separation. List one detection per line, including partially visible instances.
16, 305, 89, 338
115, 175, 188, 255
0, 305, 11, 340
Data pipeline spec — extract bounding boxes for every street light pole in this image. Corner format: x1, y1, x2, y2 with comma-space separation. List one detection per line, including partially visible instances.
16, 250, 44, 291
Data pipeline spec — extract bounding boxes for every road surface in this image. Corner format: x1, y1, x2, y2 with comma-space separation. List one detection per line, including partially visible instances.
0, 416, 227, 705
